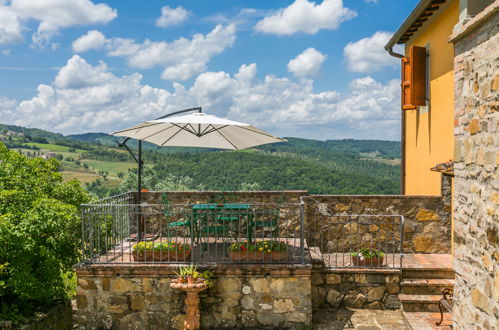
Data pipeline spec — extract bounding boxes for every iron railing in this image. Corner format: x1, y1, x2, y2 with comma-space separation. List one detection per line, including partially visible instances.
81, 199, 306, 264
304, 197, 404, 269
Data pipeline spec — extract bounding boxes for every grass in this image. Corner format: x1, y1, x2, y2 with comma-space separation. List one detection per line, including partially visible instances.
80, 159, 136, 177
60, 170, 101, 184
25, 143, 86, 153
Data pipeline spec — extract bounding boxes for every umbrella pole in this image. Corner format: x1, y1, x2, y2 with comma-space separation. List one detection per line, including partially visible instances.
137, 140, 143, 242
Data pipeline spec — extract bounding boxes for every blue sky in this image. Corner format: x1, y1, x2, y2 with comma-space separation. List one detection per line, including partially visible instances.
0, 0, 418, 140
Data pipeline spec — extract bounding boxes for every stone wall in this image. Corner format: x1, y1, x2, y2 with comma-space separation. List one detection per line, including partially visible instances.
74, 264, 312, 329
0, 301, 73, 330
451, 3, 499, 329
137, 184, 452, 254
311, 270, 401, 311
307, 177, 452, 254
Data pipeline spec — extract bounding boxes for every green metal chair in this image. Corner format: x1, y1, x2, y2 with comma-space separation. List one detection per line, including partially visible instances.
163, 193, 192, 240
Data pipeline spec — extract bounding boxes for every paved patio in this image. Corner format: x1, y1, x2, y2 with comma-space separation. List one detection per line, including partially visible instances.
313, 308, 412, 330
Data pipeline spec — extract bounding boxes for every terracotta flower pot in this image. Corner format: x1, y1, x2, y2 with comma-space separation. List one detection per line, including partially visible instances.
229, 251, 247, 262
249, 251, 265, 261
132, 250, 154, 262
187, 276, 196, 285
154, 250, 191, 262
351, 256, 384, 267
270, 251, 287, 261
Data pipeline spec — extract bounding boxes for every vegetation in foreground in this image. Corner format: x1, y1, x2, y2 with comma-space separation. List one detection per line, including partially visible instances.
0, 142, 91, 323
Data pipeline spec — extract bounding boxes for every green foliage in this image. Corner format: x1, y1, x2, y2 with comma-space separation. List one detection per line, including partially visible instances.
0, 142, 91, 321
350, 247, 385, 259
119, 168, 205, 192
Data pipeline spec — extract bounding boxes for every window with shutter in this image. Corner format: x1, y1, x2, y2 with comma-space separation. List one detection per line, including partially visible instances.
401, 45, 427, 110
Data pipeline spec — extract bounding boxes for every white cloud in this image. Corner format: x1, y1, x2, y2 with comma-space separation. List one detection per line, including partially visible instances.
0, 56, 400, 140
72, 24, 236, 81
343, 31, 397, 73
0, 0, 117, 47
72, 30, 107, 52
0, 5, 23, 44
254, 0, 356, 36
287, 48, 326, 78
155, 5, 190, 27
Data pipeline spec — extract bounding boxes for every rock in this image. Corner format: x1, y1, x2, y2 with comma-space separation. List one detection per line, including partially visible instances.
469, 118, 481, 134
130, 294, 145, 310
387, 284, 400, 294
217, 278, 241, 294
142, 278, 154, 292
110, 278, 139, 293
366, 286, 386, 302
416, 209, 439, 221
286, 312, 309, 323
325, 274, 341, 284
384, 295, 400, 309
326, 289, 344, 308
312, 286, 326, 309
311, 272, 324, 285
413, 235, 434, 252
273, 299, 295, 313
257, 311, 285, 327
249, 278, 270, 293
241, 296, 255, 310
365, 301, 385, 310
77, 279, 97, 291
343, 291, 366, 308
472, 289, 492, 314
335, 203, 350, 212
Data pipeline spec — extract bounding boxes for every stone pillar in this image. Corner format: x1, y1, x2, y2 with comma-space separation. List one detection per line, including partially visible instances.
450, 3, 499, 329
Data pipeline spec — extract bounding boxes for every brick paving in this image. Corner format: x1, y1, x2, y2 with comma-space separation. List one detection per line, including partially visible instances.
313, 308, 412, 330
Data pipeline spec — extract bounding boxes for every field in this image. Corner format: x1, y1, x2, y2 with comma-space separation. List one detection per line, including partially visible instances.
25, 142, 86, 153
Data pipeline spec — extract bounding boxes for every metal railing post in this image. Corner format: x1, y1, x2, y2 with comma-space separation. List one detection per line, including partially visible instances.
399, 215, 404, 269
299, 197, 305, 264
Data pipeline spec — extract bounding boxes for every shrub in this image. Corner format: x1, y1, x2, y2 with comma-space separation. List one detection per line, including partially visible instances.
0, 142, 91, 321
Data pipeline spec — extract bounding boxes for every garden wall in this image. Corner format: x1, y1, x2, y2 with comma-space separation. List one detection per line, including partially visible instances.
140, 177, 452, 254
74, 263, 312, 330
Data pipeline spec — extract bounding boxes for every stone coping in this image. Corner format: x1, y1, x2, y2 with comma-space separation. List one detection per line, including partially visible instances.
309, 194, 442, 199
75, 262, 312, 278
449, 1, 499, 42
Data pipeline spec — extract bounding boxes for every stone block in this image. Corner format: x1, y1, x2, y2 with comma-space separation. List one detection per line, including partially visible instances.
76, 294, 88, 310
142, 278, 154, 292
241, 296, 255, 310
326, 288, 343, 308
471, 288, 492, 314
325, 273, 341, 284
273, 299, 295, 313
384, 295, 400, 309
130, 294, 145, 310
110, 278, 139, 293
413, 235, 434, 252
416, 209, 439, 221
249, 278, 270, 293
101, 278, 110, 291
77, 278, 97, 291
312, 286, 326, 309
365, 301, 385, 310
311, 272, 324, 285
257, 311, 285, 327
469, 118, 481, 134
286, 312, 309, 323
343, 291, 366, 308
366, 286, 386, 302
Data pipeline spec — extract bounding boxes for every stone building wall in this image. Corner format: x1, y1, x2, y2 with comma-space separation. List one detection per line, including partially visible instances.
74, 264, 312, 330
451, 3, 499, 329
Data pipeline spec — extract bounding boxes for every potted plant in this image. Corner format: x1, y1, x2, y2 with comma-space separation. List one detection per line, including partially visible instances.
350, 247, 385, 267
132, 241, 155, 261
228, 242, 250, 261
174, 265, 214, 286
252, 241, 288, 261
153, 241, 191, 262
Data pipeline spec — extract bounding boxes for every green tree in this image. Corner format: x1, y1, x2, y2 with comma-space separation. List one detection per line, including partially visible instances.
0, 142, 91, 320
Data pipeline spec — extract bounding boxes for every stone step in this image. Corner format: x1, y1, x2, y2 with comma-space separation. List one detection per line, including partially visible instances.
402, 269, 454, 279
400, 279, 454, 295
398, 294, 441, 312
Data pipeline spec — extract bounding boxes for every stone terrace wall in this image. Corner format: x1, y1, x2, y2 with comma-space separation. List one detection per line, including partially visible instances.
307, 177, 452, 254
74, 264, 312, 330
451, 4, 499, 329
311, 269, 401, 311
137, 184, 451, 254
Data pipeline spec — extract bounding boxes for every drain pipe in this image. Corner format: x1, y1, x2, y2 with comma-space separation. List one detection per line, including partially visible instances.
385, 43, 406, 194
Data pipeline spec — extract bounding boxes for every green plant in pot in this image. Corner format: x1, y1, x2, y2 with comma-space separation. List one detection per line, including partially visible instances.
350, 247, 385, 267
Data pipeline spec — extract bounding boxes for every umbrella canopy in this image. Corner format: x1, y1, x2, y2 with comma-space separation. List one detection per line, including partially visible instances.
112, 112, 286, 149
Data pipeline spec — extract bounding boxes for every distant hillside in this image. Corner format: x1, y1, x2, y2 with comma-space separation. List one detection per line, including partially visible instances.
2, 123, 401, 197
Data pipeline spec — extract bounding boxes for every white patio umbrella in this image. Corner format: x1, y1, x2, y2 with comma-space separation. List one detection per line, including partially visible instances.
110, 107, 286, 240
112, 110, 285, 150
